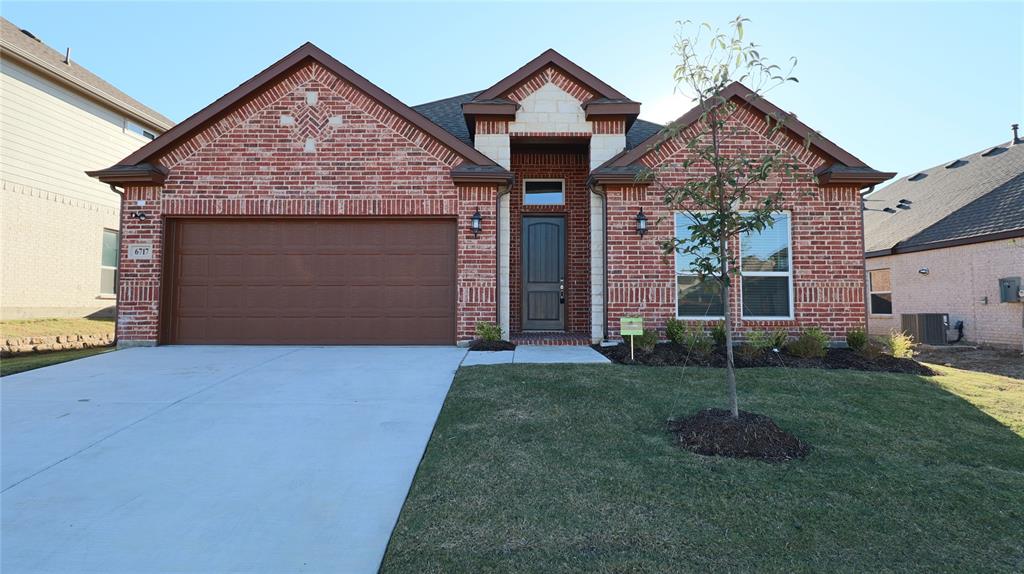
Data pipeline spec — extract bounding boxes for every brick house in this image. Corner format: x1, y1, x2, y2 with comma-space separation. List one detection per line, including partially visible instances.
88, 44, 893, 347
863, 129, 1024, 350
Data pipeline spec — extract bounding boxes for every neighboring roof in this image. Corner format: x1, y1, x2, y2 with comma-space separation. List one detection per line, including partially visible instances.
864, 141, 1024, 256
602, 81, 894, 188
474, 48, 631, 102
0, 17, 173, 131
91, 43, 504, 185
412, 90, 664, 150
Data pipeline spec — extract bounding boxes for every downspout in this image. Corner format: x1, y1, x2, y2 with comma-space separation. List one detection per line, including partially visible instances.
109, 184, 125, 347
860, 184, 874, 336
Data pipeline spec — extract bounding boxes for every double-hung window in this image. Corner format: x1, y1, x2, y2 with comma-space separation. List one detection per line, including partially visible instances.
868, 269, 892, 315
100, 229, 118, 296
740, 212, 792, 319
674, 212, 724, 318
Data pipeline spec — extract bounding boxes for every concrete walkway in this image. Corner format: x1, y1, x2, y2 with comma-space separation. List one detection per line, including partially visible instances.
461, 344, 610, 366
1, 345, 466, 573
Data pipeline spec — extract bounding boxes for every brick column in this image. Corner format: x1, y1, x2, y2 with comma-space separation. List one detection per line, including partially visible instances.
457, 185, 499, 342
116, 186, 163, 346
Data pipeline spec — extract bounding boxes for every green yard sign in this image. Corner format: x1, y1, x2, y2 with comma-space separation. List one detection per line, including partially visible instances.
620, 317, 644, 361
620, 317, 644, 336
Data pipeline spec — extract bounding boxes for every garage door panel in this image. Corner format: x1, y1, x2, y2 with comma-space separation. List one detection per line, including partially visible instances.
166, 219, 455, 344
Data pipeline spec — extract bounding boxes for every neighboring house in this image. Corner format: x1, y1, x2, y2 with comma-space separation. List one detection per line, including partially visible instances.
863, 129, 1024, 350
0, 18, 173, 319
88, 43, 892, 347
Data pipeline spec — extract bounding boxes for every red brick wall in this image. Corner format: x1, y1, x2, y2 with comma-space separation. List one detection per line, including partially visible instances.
115, 62, 497, 345
605, 107, 866, 343
509, 145, 591, 334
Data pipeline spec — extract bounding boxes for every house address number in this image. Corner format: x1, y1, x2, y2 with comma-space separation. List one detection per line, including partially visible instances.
128, 243, 153, 260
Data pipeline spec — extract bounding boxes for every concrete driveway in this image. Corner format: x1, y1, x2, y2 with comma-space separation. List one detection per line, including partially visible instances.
1, 345, 467, 573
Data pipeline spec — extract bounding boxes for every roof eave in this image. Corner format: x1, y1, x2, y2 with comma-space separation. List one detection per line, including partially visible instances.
86, 163, 168, 186
817, 170, 898, 188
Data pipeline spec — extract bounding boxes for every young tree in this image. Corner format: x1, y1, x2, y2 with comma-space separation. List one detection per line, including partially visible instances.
641, 17, 814, 418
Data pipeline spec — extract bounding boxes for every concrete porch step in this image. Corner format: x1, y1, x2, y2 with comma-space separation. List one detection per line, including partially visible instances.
510, 332, 592, 346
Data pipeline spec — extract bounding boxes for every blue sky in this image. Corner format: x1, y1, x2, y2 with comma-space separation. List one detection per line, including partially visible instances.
5, 1, 1022, 179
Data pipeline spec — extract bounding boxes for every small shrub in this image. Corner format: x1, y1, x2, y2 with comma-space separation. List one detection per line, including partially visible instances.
475, 321, 503, 342
709, 321, 727, 347
887, 330, 916, 359
631, 328, 659, 352
667, 320, 714, 356
786, 326, 829, 358
846, 328, 868, 352
747, 329, 788, 355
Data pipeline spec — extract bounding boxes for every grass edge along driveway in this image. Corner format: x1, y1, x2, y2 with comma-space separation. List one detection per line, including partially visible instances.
382, 364, 1024, 573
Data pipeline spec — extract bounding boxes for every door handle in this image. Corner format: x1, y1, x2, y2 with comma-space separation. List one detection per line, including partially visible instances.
559, 278, 565, 304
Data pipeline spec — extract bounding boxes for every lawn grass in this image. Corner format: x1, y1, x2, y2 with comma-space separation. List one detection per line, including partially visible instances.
382, 364, 1024, 573
0, 347, 113, 377
1, 317, 114, 339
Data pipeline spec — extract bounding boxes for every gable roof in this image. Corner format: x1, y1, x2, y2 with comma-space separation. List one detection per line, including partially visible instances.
597, 81, 893, 188
412, 90, 663, 151
863, 140, 1024, 256
473, 48, 631, 102
0, 17, 173, 131
90, 43, 501, 184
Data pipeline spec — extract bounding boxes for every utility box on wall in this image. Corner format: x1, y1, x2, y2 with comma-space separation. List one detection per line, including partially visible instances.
998, 277, 1021, 303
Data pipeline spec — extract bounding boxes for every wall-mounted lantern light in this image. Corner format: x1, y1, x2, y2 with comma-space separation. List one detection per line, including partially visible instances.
918, 268, 930, 275
635, 208, 648, 237
130, 212, 148, 220
470, 208, 482, 238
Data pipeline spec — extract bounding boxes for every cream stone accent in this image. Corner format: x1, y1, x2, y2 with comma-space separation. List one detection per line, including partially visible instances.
499, 193, 511, 337
509, 83, 590, 134
865, 238, 1024, 350
474, 134, 511, 169
590, 190, 607, 342
279, 115, 295, 125
590, 134, 627, 170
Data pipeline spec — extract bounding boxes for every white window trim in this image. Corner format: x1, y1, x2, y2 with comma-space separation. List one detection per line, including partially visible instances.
100, 228, 118, 297
739, 211, 795, 321
868, 268, 893, 316
674, 211, 724, 320
523, 178, 565, 206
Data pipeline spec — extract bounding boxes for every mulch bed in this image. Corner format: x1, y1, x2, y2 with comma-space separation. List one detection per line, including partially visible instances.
469, 339, 517, 352
668, 408, 812, 462
595, 343, 935, 375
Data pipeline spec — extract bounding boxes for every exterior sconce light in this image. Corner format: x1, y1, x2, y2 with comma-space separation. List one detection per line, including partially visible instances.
470, 208, 482, 238
130, 212, 148, 220
918, 268, 930, 275
635, 208, 648, 237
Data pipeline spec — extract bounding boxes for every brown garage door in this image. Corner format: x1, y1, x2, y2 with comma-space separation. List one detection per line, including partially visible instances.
163, 218, 456, 345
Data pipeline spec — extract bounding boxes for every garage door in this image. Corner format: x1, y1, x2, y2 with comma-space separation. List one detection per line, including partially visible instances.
162, 219, 456, 345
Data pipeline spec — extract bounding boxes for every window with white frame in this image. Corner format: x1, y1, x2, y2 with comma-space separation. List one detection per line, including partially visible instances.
674, 212, 724, 318
740, 213, 792, 319
868, 269, 892, 315
100, 229, 118, 296
523, 180, 564, 205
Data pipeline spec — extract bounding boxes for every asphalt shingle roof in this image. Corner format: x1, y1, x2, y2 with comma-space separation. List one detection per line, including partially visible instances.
863, 141, 1024, 254
1, 17, 173, 130
412, 91, 665, 151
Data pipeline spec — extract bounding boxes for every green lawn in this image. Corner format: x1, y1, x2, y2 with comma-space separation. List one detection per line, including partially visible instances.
1, 317, 114, 339
0, 347, 113, 377
382, 364, 1024, 573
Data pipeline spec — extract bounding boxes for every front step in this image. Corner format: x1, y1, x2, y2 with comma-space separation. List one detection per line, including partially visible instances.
511, 332, 592, 346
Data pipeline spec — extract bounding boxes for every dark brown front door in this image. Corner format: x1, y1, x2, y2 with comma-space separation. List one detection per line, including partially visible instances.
522, 216, 565, 331
163, 218, 456, 345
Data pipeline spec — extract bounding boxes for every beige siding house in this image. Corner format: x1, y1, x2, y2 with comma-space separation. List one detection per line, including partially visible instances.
1, 18, 173, 319
863, 129, 1024, 351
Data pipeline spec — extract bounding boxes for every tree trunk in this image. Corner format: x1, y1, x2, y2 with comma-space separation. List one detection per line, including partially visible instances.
721, 240, 739, 419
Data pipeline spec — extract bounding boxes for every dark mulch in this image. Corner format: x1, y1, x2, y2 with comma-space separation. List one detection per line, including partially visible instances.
469, 339, 517, 352
668, 408, 812, 462
595, 342, 935, 375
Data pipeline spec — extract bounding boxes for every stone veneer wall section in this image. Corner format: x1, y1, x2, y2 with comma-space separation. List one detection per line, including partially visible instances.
604, 106, 866, 342
114, 62, 498, 345
866, 239, 1024, 349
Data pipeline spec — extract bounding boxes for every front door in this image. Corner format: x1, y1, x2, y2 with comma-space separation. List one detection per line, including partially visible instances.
522, 216, 565, 330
